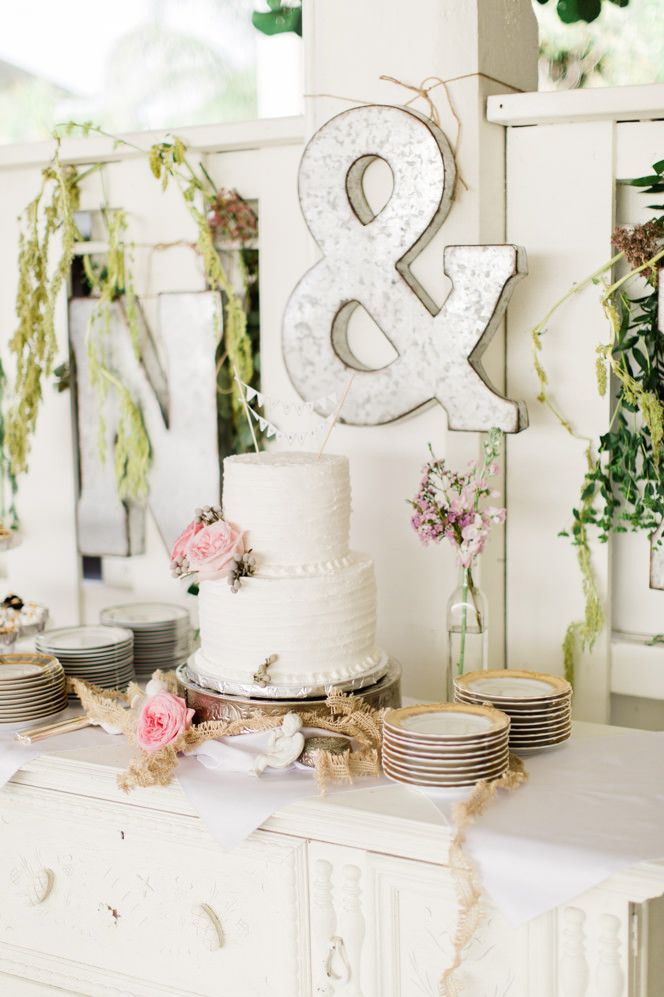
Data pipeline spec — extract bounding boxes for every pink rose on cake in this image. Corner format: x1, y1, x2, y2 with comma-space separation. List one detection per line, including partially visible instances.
169, 505, 256, 591
187, 520, 247, 581
137, 691, 194, 752
170, 518, 203, 565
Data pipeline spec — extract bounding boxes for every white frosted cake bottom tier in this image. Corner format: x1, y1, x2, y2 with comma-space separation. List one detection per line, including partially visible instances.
194, 553, 386, 695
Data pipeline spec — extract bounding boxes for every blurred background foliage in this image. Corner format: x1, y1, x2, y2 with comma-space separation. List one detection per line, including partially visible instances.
535, 0, 664, 90
0, 0, 659, 144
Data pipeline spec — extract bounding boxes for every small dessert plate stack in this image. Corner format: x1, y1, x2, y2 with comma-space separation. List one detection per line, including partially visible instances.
100, 603, 193, 679
454, 669, 572, 751
382, 703, 511, 787
0, 652, 67, 724
36, 626, 135, 693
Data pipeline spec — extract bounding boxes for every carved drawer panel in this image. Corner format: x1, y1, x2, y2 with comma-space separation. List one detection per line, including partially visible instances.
0, 785, 310, 997
308, 842, 536, 997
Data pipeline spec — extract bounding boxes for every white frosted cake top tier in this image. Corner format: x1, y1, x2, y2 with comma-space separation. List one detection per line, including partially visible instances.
222, 451, 351, 568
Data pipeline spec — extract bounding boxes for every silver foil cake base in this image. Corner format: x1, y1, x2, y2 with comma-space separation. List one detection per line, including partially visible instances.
185, 649, 390, 700
176, 658, 402, 724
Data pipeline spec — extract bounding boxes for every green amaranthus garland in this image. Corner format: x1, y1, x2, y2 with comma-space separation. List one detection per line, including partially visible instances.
5, 123, 259, 507
7, 138, 87, 477
532, 159, 664, 682
83, 206, 149, 500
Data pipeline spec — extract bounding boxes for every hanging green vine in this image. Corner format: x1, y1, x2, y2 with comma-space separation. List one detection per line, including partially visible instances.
145, 136, 255, 411
0, 358, 18, 529
6, 138, 92, 477
82, 205, 151, 498
531, 158, 664, 682
3, 122, 261, 515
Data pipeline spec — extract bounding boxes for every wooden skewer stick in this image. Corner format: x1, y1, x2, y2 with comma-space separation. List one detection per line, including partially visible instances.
317, 374, 355, 458
232, 363, 260, 454
15, 714, 92, 744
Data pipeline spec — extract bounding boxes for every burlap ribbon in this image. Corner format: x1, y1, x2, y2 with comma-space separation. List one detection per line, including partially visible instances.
67, 673, 382, 793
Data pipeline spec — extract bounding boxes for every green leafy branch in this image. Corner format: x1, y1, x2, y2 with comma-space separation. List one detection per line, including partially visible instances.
531, 159, 664, 682
5, 121, 259, 510
6, 139, 100, 477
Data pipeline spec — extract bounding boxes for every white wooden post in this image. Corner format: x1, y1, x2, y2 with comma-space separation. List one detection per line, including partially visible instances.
270, 0, 539, 697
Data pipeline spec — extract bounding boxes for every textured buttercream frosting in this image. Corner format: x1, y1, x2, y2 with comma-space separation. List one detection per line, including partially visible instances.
195, 451, 387, 694
222, 451, 350, 569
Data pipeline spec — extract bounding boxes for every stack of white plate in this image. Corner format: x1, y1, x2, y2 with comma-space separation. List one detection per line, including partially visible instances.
100, 603, 193, 678
454, 669, 573, 751
36, 626, 134, 693
0, 652, 67, 724
382, 703, 511, 788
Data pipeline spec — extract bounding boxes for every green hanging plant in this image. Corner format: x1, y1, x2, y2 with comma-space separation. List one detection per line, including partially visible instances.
83, 204, 150, 497
6, 138, 94, 477
531, 158, 664, 682
3, 122, 263, 518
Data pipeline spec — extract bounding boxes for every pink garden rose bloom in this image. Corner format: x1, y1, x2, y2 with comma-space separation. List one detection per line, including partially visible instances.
187, 520, 246, 581
137, 691, 194, 752
170, 518, 203, 563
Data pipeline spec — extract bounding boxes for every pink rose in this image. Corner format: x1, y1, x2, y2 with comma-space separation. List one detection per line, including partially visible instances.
137, 691, 194, 752
170, 518, 203, 563
187, 520, 246, 581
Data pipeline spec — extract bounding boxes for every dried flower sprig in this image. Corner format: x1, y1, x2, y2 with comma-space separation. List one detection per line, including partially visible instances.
195, 505, 223, 525
228, 550, 256, 593
207, 188, 258, 245
611, 218, 664, 277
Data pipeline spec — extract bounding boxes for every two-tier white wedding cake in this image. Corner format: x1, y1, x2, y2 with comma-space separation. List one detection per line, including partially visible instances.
183, 452, 388, 697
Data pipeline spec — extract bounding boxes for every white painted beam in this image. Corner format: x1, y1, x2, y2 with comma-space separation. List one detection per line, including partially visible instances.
488, 83, 664, 127
0, 116, 305, 171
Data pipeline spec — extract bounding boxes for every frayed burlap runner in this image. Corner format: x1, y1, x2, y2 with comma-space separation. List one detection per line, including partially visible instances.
67, 675, 382, 793
439, 754, 528, 996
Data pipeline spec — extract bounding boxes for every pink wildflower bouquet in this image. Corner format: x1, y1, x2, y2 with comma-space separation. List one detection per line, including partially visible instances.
410, 429, 506, 566
410, 429, 506, 678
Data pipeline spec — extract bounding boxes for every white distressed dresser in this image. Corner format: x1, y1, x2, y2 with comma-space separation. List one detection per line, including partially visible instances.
0, 725, 662, 997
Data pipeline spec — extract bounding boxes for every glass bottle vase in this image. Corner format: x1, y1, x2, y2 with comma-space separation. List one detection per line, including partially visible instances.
446, 565, 488, 700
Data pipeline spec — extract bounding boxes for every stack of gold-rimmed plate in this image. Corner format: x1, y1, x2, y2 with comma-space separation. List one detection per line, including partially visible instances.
100, 603, 193, 678
382, 703, 511, 787
454, 669, 572, 751
0, 652, 67, 725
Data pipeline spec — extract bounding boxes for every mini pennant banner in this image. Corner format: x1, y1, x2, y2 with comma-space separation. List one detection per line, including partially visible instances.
247, 401, 333, 443
237, 378, 337, 415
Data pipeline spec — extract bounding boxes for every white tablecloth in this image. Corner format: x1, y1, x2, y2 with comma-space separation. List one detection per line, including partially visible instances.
2, 719, 663, 926
178, 729, 387, 847
0, 708, 114, 788
417, 729, 664, 924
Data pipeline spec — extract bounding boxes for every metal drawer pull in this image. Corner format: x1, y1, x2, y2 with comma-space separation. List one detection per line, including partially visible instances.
199, 903, 224, 949
325, 936, 350, 982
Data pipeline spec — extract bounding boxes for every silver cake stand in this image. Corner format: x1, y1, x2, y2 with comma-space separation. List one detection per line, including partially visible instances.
176, 658, 402, 723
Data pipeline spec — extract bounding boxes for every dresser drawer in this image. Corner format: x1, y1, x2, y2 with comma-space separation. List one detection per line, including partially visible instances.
0, 784, 310, 997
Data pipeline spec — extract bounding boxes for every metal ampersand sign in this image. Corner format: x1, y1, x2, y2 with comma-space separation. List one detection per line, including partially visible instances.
282, 104, 528, 432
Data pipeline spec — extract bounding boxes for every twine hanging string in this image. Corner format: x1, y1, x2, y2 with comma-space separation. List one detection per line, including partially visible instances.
378, 75, 468, 194
439, 754, 528, 997
306, 71, 525, 200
